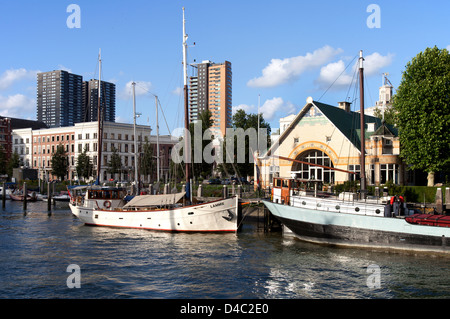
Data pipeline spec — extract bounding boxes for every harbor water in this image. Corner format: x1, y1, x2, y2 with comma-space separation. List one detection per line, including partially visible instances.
0, 200, 449, 300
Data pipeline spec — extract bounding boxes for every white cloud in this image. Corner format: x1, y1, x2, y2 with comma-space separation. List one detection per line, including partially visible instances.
233, 97, 295, 121
260, 97, 295, 120
232, 103, 255, 114
446, 45, 450, 51
247, 46, 343, 88
315, 52, 394, 90
0, 68, 40, 91
316, 60, 354, 89
364, 52, 394, 76
119, 80, 153, 99
172, 87, 183, 96
0, 94, 35, 118
57, 65, 72, 73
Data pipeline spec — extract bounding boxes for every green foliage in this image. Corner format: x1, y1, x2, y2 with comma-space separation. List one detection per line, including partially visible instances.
189, 109, 214, 179
218, 109, 271, 178
51, 144, 68, 181
393, 46, 450, 175
140, 136, 155, 181
76, 148, 93, 180
107, 146, 122, 178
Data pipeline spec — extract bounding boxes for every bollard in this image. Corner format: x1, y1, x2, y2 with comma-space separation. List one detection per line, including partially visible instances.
237, 185, 242, 197
2, 182, 5, 209
23, 182, 27, 210
436, 188, 443, 214
47, 182, 52, 211
197, 184, 203, 198
222, 185, 228, 199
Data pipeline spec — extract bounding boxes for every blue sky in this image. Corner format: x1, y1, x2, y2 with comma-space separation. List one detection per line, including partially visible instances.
0, 0, 449, 135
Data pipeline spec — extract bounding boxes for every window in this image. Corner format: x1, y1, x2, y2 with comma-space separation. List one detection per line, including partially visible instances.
291, 150, 335, 183
380, 164, 398, 184
348, 165, 360, 182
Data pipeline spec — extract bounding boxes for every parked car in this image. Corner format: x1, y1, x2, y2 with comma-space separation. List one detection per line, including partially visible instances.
204, 179, 221, 185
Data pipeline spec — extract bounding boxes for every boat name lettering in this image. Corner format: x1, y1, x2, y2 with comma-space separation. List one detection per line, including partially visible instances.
210, 202, 225, 208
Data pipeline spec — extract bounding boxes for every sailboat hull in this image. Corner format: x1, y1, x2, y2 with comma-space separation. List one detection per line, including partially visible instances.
70, 196, 239, 232
263, 200, 450, 254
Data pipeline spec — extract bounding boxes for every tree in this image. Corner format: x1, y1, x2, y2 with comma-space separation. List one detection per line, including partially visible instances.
373, 105, 396, 126
7, 151, 20, 178
189, 109, 214, 179
76, 148, 93, 181
140, 136, 155, 182
51, 144, 68, 181
107, 146, 122, 180
393, 46, 450, 186
218, 109, 271, 178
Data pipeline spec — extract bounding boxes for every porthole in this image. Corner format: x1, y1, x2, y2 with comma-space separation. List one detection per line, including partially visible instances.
355, 207, 360, 212
335, 205, 340, 210
317, 203, 321, 207
188, 212, 194, 215
302, 201, 306, 205
375, 209, 381, 214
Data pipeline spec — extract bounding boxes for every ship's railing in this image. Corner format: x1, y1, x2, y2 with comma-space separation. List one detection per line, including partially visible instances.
290, 195, 385, 217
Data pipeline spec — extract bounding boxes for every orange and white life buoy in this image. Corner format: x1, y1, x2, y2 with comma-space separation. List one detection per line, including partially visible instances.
104, 200, 111, 209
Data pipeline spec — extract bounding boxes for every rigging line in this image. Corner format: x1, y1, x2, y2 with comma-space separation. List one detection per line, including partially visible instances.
317, 54, 358, 102
364, 72, 374, 111
156, 98, 174, 138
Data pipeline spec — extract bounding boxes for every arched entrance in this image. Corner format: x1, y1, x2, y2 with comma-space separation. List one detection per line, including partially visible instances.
290, 149, 335, 184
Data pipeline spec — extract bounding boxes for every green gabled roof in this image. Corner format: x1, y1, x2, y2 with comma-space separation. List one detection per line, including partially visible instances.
263, 99, 398, 158
312, 101, 398, 151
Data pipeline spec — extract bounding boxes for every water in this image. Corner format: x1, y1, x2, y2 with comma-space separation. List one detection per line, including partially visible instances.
0, 200, 449, 299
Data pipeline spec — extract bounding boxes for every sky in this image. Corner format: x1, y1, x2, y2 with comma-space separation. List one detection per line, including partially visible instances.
0, 0, 449, 135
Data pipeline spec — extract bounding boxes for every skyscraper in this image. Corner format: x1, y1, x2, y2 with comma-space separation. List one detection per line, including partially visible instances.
37, 70, 116, 128
83, 79, 116, 123
37, 70, 83, 127
189, 60, 232, 136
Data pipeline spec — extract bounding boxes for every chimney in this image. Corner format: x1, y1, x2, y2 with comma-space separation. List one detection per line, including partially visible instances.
338, 101, 351, 112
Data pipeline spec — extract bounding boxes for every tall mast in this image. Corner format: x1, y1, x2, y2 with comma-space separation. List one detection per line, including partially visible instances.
359, 50, 366, 196
155, 95, 160, 182
97, 49, 103, 184
132, 82, 139, 194
182, 7, 190, 188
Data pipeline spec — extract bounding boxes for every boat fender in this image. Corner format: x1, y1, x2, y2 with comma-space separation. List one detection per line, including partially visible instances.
104, 200, 111, 209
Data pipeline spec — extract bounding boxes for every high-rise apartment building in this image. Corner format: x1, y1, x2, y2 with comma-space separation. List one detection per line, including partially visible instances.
37, 70, 116, 128
189, 60, 232, 136
83, 79, 116, 122
37, 70, 84, 128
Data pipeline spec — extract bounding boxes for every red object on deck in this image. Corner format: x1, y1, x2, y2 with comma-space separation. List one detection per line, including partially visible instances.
406, 214, 450, 228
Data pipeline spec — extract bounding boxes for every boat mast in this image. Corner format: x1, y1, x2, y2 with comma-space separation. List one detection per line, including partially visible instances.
97, 49, 103, 184
359, 50, 366, 196
132, 81, 139, 194
182, 7, 191, 191
155, 95, 160, 182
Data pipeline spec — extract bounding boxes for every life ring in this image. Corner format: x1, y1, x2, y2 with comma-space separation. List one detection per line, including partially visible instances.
104, 201, 111, 209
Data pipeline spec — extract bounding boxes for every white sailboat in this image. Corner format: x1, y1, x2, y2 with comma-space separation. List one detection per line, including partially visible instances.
69, 8, 240, 232
263, 51, 450, 254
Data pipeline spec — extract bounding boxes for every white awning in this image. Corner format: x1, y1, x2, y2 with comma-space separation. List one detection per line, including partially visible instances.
123, 192, 186, 208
